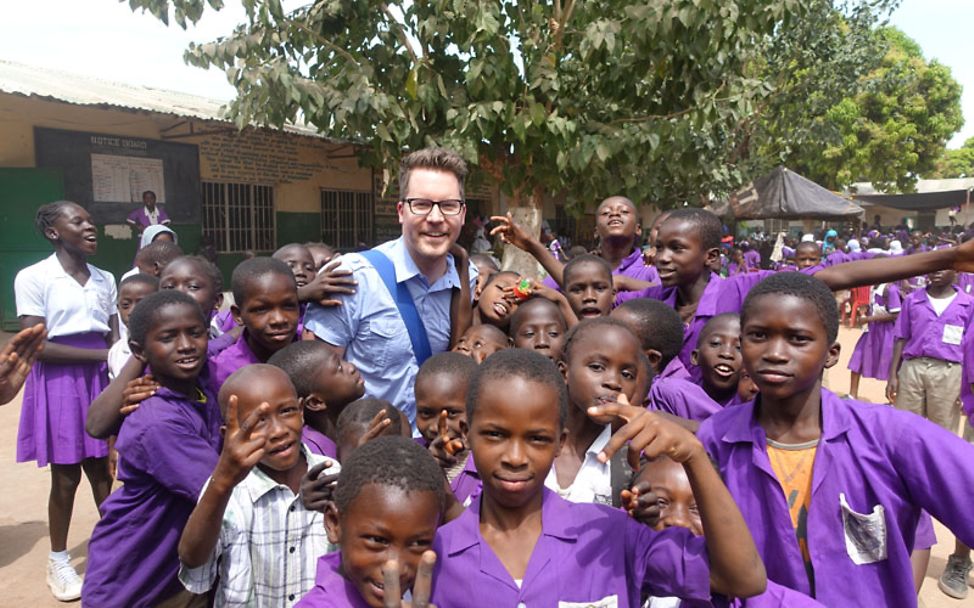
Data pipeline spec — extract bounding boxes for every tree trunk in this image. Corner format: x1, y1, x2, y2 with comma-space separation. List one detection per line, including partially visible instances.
500, 197, 546, 280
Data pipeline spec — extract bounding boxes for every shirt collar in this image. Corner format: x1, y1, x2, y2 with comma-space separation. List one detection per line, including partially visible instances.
658, 272, 722, 315
585, 425, 613, 459
386, 237, 463, 289
615, 248, 643, 273
245, 443, 314, 503
659, 358, 691, 380
446, 487, 578, 556
44, 253, 104, 283
720, 387, 851, 444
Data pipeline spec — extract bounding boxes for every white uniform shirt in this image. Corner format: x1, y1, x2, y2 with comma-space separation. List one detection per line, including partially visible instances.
107, 339, 131, 380
14, 254, 117, 337
544, 424, 614, 506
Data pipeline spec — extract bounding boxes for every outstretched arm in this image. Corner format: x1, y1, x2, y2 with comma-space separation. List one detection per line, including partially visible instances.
813, 242, 974, 291
490, 214, 567, 285
0, 324, 46, 405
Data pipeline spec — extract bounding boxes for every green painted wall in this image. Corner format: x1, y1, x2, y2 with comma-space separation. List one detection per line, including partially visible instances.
276, 211, 321, 246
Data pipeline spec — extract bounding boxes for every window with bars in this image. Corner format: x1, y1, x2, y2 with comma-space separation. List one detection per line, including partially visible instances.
320, 189, 374, 251
202, 182, 275, 253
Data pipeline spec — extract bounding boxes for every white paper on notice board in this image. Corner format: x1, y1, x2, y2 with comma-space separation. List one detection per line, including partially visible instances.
91, 154, 166, 203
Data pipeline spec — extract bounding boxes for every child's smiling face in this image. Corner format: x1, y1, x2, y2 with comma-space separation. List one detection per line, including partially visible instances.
234, 272, 300, 357
692, 316, 743, 398
133, 302, 208, 384
415, 372, 468, 442
564, 262, 614, 319
326, 484, 440, 608
469, 376, 563, 510
740, 294, 839, 403
477, 272, 520, 327
654, 219, 717, 287
637, 457, 703, 536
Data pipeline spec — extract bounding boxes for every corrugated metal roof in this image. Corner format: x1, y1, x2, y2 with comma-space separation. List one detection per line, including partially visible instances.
0, 59, 325, 138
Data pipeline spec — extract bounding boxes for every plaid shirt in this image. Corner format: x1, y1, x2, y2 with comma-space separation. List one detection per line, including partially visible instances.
179, 447, 339, 607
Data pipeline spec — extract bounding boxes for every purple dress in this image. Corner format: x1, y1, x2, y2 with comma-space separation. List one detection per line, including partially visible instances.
17, 333, 110, 466
847, 284, 901, 380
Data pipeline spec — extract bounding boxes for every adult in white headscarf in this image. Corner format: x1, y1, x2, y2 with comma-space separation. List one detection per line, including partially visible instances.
847, 239, 862, 253
889, 240, 904, 256
139, 224, 177, 250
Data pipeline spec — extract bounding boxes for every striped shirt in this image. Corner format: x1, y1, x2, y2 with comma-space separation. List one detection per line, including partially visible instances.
179, 446, 339, 607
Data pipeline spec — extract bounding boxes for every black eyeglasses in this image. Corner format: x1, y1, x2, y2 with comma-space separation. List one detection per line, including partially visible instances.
403, 198, 465, 216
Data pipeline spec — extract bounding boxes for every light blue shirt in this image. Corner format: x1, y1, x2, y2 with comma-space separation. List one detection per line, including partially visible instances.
303, 237, 477, 429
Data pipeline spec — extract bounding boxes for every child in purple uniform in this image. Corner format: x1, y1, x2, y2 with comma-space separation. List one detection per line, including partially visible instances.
887, 269, 972, 430
430, 349, 767, 607
414, 353, 482, 506
297, 436, 443, 608
85, 255, 228, 441
210, 257, 302, 393
847, 282, 901, 399
611, 299, 721, 428
83, 290, 219, 608
697, 272, 974, 607
15, 201, 117, 601
562, 254, 616, 320
269, 341, 367, 459
691, 314, 746, 407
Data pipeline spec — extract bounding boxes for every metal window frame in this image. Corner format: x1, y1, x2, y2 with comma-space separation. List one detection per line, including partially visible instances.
202, 181, 276, 253
320, 189, 375, 251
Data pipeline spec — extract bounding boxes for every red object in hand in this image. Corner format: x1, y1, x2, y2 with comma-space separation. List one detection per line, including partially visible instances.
513, 278, 533, 301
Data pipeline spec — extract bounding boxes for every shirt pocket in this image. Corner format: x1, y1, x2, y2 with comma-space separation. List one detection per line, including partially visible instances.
365, 317, 408, 368
839, 492, 887, 565
559, 596, 618, 608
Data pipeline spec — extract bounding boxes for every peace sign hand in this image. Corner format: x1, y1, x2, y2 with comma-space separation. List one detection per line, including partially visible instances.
213, 395, 269, 489
428, 410, 465, 468
382, 551, 438, 608
588, 394, 706, 469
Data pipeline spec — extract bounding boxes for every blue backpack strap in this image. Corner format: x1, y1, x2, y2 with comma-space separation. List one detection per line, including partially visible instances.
360, 249, 433, 365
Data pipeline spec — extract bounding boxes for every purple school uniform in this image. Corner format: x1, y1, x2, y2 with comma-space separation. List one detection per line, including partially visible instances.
430, 488, 711, 607
617, 272, 774, 380
893, 286, 973, 363
296, 551, 369, 608
955, 272, 974, 295
743, 249, 761, 270
126, 205, 170, 231
206, 328, 239, 358
542, 247, 658, 289
847, 283, 901, 380
208, 331, 263, 395
660, 357, 692, 381
962, 328, 974, 424
449, 452, 482, 507
697, 389, 974, 607
647, 375, 722, 423
82, 385, 222, 608
303, 425, 338, 459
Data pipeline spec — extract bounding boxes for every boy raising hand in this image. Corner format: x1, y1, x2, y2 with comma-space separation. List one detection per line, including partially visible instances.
179, 364, 339, 606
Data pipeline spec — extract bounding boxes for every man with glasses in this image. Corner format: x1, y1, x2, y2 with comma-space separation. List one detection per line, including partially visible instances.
304, 148, 476, 431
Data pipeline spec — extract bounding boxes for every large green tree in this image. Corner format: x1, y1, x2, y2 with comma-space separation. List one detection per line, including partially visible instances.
927, 137, 974, 179
752, 25, 963, 191
129, 0, 812, 209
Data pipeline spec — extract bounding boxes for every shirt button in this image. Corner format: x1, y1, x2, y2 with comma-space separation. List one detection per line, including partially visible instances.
289, 505, 296, 512
289, 546, 296, 554
289, 594, 295, 601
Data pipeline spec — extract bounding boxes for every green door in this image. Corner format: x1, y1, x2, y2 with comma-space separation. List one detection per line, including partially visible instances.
0, 168, 65, 330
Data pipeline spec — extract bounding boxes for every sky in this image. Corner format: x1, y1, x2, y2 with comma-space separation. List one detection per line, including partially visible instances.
0, 0, 971, 148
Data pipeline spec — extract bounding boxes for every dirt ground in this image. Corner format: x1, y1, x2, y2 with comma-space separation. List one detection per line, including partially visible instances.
0, 326, 971, 606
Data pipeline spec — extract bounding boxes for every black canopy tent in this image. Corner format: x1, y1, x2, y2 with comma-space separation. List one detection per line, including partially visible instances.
726, 166, 865, 220
852, 189, 972, 211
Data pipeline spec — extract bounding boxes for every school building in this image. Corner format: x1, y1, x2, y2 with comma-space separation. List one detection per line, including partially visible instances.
0, 60, 505, 329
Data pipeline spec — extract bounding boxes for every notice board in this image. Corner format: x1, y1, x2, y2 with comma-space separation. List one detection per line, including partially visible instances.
34, 127, 201, 224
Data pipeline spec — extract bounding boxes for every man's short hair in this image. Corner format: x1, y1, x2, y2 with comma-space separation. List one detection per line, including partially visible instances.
399, 148, 468, 200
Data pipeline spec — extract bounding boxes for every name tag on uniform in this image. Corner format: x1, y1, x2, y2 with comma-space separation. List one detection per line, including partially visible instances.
559, 595, 618, 608
943, 324, 963, 345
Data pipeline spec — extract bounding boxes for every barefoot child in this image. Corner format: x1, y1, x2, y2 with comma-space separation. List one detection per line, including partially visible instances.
451, 323, 509, 363
297, 436, 442, 607
83, 290, 219, 607
269, 341, 367, 459
178, 364, 340, 606
430, 349, 766, 606
15, 201, 117, 601
697, 272, 974, 607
